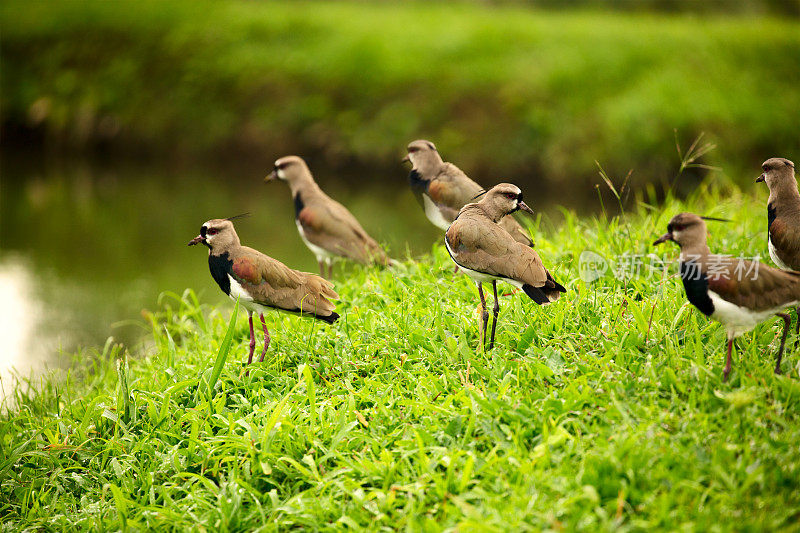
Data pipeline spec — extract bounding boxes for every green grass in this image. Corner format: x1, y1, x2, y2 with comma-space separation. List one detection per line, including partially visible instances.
2, 1, 799, 186
2, 180, 800, 531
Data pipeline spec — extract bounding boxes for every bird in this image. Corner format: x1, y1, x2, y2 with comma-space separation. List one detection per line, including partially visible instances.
755, 158, 800, 334
188, 215, 339, 365
654, 212, 800, 381
444, 183, 565, 350
265, 156, 391, 279
403, 140, 534, 247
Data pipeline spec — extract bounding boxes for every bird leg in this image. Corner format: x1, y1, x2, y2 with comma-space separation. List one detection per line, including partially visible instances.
723, 338, 733, 382
258, 313, 270, 363
489, 280, 500, 351
318, 260, 326, 278
476, 282, 489, 349
775, 312, 791, 375
246, 311, 256, 365
794, 306, 800, 348
327, 259, 334, 280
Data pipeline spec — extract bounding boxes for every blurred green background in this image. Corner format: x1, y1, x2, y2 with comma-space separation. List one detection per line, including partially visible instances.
1, 0, 799, 383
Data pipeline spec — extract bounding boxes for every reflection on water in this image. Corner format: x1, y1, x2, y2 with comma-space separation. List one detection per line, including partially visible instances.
0, 153, 442, 394
0, 256, 63, 394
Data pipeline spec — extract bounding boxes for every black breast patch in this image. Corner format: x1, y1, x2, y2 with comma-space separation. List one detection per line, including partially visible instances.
680, 261, 714, 316
767, 202, 777, 234
208, 252, 233, 295
293, 193, 305, 218
408, 169, 429, 199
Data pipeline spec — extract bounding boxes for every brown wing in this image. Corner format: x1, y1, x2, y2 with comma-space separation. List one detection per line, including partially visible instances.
769, 217, 800, 270
446, 210, 549, 287
231, 247, 338, 317
498, 216, 534, 247
429, 164, 483, 208
298, 196, 389, 265
705, 256, 800, 311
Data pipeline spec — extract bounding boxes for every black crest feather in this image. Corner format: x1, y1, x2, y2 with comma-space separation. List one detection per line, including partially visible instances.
471, 190, 488, 201
226, 213, 251, 221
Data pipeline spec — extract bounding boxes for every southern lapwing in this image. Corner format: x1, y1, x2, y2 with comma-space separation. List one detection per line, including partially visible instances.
654, 212, 800, 381
188, 216, 339, 365
756, 157, 800, 269
265, 156, 391, 279
403, 140, 534, 247
756, 157, 800, 339
445, 183, 565, 350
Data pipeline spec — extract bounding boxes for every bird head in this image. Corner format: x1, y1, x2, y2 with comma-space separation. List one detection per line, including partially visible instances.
653, 212, 710, 249
188, 217, 242, 251
479, 183, 534, 221
402, 139, 442, 171
756, 157, 795, 188
265, 155, 309, 184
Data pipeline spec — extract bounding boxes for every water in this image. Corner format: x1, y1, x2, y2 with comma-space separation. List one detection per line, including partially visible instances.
0, 152, 443, 394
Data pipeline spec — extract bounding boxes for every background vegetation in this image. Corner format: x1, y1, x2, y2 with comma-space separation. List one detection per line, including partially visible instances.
3, 184, 799, 530
2, 1, 799, 193
3, 2, 799, 529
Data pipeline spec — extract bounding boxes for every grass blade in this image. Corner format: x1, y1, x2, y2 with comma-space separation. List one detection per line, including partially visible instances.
196, 297, 239, 403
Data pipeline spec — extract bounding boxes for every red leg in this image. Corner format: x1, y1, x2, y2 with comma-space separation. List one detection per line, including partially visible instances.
723, 338, 733, 382
246, 311, 256, 365
318, 260, 326, 278
258, 313, 270, 363
328, 261, 334, 280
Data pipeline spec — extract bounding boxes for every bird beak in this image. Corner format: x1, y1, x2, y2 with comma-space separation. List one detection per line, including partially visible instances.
653, 233, 673, 246
187, 235, 204, 246
517, 201, 534, 215
264, 170, 277, 182
401, 154, 410, 164
755, 173, 765, 183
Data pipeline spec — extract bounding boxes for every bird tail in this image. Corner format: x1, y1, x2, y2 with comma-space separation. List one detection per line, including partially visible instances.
521, 284, 551, 305
543, 271, 567, 302
316, 311, 339, 324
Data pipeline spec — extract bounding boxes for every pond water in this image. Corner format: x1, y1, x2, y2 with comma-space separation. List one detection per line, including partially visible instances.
0, 151, 446, 396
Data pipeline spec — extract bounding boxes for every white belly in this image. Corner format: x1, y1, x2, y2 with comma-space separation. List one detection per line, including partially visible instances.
708, 290, 794, 338
423, 194, 452, 231
768, 235, 791, 270
296, 220, 335, 263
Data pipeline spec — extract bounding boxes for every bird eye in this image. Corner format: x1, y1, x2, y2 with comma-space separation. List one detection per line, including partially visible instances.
674, 224, 684, 231
207, 228, 218, 236
505, 193, 516, 199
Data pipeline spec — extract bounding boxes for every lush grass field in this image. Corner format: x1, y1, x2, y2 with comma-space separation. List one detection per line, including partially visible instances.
2, 181, 799, 531
2, 1, 799, 187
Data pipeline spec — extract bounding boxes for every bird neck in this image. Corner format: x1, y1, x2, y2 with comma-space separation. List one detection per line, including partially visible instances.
287, 174, 322, 197
768, 177, 800, 212
209, 240, 241, 257
414, 158, 443, 177
476, 202, 509, 223
678, 243, 711, 262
